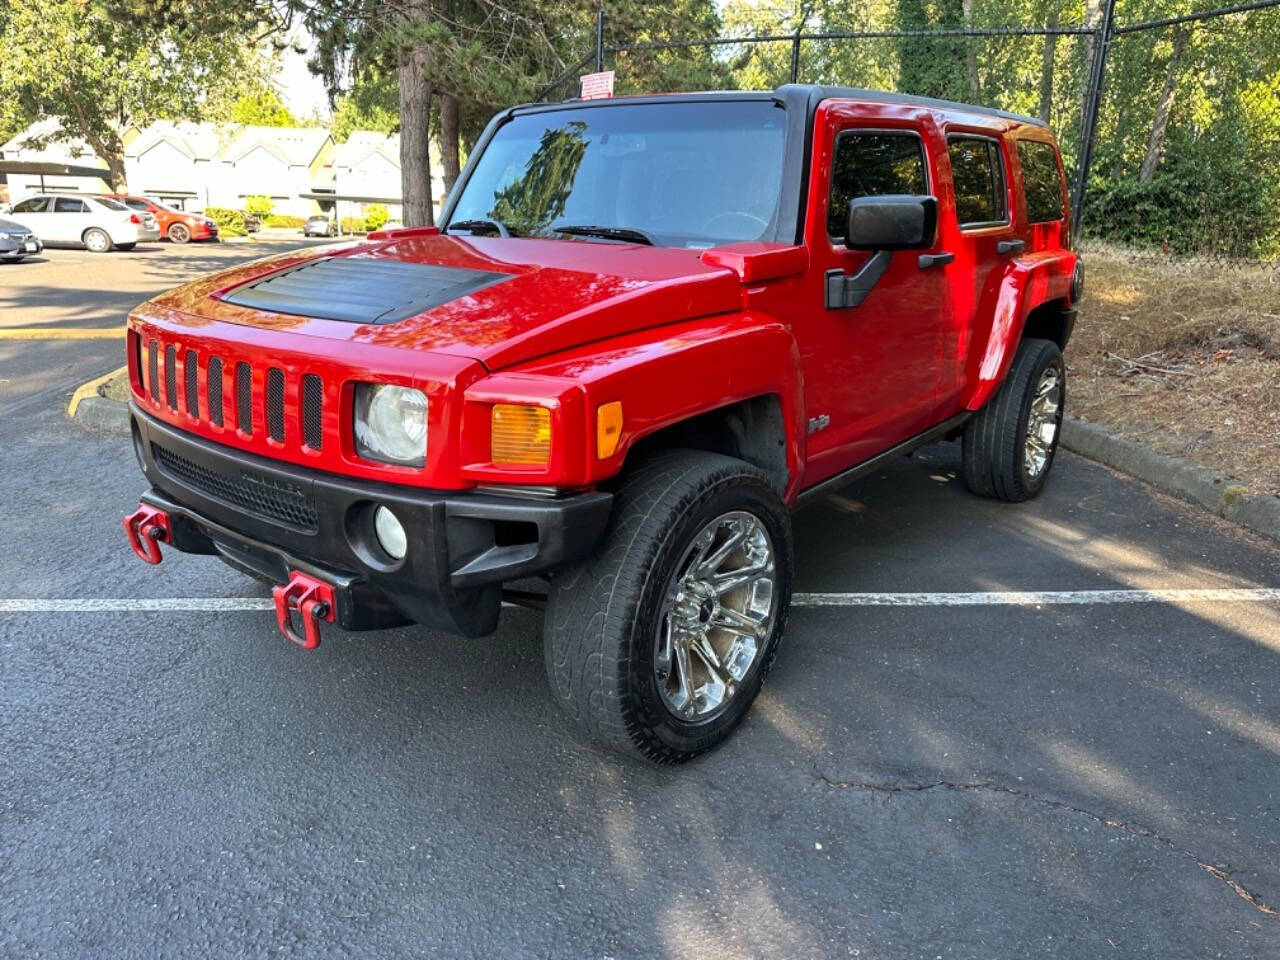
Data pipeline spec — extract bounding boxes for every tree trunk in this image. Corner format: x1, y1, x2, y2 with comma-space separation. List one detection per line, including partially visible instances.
1080, 0, 1103, 135
62, 83, 127, 191
441, 92, 461, 197
1139, 26, 1190, 184
398, 4, 434, 227
1038, 9, 1058, 123
962, 0, 979, 98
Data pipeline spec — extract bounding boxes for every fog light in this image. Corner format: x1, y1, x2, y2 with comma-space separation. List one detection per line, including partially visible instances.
373, 505, 407, 560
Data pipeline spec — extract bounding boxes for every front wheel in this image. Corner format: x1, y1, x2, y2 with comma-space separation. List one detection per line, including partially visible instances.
544, 451, 793, 763
961, 337, 1065, 502
168, 223, 190, 244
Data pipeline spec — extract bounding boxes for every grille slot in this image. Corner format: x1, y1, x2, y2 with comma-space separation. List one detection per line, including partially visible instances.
164, 346, 177, 410
148, 340, 159, 402
153, 444, 317, 531
266, 368, 285, 442
184, 349, 199, 419
207, 357, 224, 426
302, 374, 323, 450
236, 363, 252, 435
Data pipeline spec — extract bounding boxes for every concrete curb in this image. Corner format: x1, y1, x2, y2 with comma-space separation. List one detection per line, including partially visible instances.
1061, 417, 1280, 543
71, 396, 131, 435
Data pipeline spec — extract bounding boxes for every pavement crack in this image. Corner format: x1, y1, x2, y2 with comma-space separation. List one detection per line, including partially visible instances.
813, 766, 1280, 921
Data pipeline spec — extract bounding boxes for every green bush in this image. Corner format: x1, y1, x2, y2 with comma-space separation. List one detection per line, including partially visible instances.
204, 207, 246, 237
265, 214, 306, 229
364, 203, 389, 231
340, 216, 368, 234
244, 195, 274, 217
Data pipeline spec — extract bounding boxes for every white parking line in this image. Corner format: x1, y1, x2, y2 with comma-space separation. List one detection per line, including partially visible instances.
1, 589, 1278, 615
792, 589, 1280, 607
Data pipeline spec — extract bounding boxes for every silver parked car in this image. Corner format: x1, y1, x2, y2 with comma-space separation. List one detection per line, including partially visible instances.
4, 193, 160, 252
0, 216, 43, 263
304, 214, 336, 237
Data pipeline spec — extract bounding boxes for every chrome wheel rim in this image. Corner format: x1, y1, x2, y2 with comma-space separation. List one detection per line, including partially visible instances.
171, 225, 188, 242
654, 510, 777, 721
1024, 365, 1062, 479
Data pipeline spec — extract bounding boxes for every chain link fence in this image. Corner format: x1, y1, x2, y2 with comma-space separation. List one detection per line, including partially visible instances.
541, 1, 1280, 268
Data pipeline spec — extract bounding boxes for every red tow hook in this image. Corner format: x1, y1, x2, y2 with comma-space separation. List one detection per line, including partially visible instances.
272, 571, 337, 650
123, 504, 172, 565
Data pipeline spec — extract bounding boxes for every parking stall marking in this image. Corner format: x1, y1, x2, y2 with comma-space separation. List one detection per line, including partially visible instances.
2, 589, 1279, 615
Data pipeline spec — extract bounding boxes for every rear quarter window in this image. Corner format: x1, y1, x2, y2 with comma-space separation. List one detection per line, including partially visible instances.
1016, 140, 1065, 223
827, 131, 929, 238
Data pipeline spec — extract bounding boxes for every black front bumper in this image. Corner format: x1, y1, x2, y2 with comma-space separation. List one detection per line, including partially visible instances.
131, 406, 612, 637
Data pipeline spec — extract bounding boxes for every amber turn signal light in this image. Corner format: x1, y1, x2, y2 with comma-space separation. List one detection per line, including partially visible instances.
491, 404, 551, 466
597, 401, 623, 459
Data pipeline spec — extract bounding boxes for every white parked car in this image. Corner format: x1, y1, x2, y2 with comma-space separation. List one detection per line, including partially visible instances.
4, 193, 160, 253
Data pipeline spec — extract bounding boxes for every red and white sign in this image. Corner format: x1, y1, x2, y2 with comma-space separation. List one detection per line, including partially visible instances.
579, 71, 615, 100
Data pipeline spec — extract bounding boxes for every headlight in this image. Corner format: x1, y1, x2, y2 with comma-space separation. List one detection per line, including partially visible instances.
354, 384, 428, 466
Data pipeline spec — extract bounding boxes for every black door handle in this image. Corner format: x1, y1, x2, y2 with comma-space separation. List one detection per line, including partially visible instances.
997, 239, 1026, 255
918, 252, 955, 270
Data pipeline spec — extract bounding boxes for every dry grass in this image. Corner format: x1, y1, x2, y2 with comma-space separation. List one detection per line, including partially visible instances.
1070, 245, 1280, 497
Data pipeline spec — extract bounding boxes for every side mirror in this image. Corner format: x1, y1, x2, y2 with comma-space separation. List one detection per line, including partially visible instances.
845, 195, 938, 251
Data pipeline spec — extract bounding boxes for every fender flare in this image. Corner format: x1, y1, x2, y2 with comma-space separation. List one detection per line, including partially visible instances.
507, 313, 808, 501
962, 251, 1077, 412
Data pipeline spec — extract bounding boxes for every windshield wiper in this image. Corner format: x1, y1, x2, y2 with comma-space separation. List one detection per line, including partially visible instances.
553, 224, 656, 246
445, 218, 512, 237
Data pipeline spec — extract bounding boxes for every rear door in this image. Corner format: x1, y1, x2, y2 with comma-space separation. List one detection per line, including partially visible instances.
51, 196, 90, 244
935, 131, 1018, 411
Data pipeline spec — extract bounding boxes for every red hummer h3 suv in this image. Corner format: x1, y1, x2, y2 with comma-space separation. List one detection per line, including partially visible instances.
123, 85, 1081, 762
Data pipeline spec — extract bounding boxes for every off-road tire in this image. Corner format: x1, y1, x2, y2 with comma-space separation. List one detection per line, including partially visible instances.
544, 450, 793, 763
83, 228, 111, 253
961, 337, 1065, 502
168, 223, 191, 244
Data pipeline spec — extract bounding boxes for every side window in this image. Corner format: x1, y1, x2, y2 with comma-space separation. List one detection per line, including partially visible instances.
827, 131, 929, 238
947, 136, 1007, 228
12, 197, 50, 213
54, 197, 88, 213
1016, 140, 1065, 223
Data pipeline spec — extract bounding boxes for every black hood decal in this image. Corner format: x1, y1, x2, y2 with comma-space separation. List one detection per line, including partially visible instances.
221, 255, 512, 325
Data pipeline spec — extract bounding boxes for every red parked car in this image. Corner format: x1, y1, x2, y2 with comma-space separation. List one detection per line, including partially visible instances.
103, 195, 218, 244
122, 85, 1080, 761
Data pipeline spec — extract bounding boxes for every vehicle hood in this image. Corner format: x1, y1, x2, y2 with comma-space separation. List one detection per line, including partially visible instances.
147, 233, 746, 370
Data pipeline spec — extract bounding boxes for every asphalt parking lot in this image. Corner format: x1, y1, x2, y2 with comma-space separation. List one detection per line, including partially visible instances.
3, 243, 1280, 958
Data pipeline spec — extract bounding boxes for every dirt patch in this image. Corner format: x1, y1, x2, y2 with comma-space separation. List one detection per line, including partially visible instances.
1070, 246, 1280, 497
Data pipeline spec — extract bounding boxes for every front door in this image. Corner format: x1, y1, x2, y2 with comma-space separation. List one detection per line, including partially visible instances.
797, 103, 953, 488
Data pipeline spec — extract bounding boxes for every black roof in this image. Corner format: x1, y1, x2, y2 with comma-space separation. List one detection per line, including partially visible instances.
509, 83, 1046, 129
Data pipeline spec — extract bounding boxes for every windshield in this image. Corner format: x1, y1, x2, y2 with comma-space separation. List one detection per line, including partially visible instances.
447, 100, 787, 249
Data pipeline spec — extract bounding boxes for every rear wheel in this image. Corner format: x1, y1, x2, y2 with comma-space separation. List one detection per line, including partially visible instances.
961, 337, 1065, 502
115, 243, 136, 252
1, 256, 24, 264
544, 451, 793, 763
83, 228, 111, 253
168, 222, 191, 244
